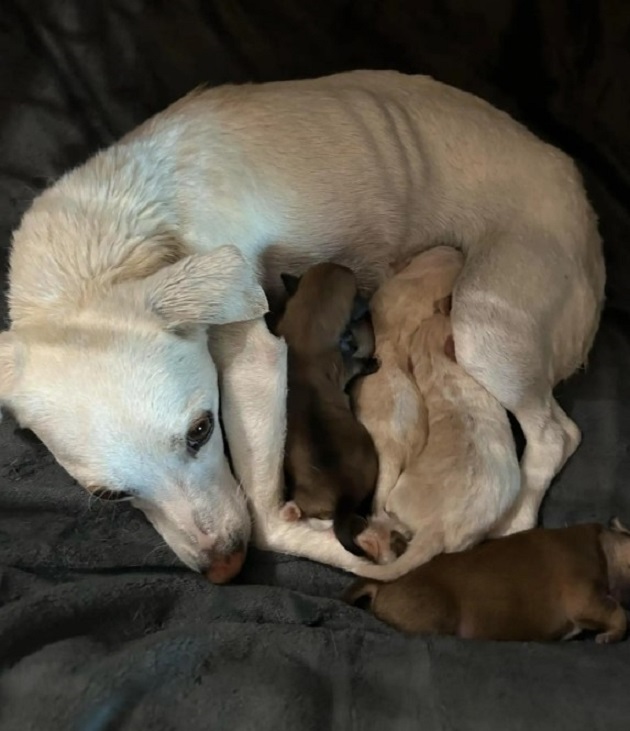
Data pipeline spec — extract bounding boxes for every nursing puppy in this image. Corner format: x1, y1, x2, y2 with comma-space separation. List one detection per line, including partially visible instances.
273, 263, 379, 556
1, 70, 604, 579
350, 247, 520, 580
344, 520, 630, 643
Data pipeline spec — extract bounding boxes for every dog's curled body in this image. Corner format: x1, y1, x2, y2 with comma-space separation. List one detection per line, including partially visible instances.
1, 71, 605, 578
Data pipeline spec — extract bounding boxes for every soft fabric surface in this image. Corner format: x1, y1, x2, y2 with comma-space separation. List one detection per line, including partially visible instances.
1, 2, 630, 729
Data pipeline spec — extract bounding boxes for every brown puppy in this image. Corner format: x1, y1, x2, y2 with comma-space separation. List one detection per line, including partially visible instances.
273, 263, 379, 556
344, 520, 630, 643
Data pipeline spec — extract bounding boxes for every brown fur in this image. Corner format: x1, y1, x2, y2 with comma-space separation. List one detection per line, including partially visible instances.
272, 263, 379, 556
344, 521, 630, 643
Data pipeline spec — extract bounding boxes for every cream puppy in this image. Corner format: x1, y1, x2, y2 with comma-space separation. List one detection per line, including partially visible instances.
0, 71, 604, 580
351, 247, 520, 580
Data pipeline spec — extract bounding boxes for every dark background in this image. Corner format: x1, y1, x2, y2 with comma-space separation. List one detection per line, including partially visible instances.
0, 2, 629, 730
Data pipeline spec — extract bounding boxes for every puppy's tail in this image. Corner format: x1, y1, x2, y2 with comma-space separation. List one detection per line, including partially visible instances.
333, 496, 370, 558
342, 578, 379, 608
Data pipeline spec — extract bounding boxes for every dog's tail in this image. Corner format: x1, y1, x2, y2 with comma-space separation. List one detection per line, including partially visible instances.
333, 496, 370, 558
351, 528, 444, 582
342, 578, 379, 608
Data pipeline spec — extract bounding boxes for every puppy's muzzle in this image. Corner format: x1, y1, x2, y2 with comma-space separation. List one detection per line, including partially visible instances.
202, 541, 247, 584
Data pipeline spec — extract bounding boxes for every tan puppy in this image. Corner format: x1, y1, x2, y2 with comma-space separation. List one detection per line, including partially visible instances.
350, 247, 520, 580
272, 264, 379, 556
344, 520, 630, 643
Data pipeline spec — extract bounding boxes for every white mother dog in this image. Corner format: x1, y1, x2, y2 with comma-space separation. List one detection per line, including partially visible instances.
0, 71, 604, 582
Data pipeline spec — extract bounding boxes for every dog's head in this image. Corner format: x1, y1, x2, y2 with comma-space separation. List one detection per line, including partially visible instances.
0, 245, 268, 583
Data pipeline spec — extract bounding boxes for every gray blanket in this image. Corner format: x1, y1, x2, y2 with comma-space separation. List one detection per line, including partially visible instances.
2, 1, 630, 729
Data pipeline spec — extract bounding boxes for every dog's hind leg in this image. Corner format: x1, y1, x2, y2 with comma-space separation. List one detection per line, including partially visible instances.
451, 224, 604, 535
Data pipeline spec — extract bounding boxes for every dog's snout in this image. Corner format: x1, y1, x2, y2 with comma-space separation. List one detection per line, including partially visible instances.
203, 542, 247, 584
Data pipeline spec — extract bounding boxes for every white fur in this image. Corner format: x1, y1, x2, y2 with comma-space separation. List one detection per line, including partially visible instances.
0, 71, 604, 576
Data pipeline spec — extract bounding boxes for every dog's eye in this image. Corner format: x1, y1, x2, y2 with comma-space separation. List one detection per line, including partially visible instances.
91, 488, 133, 502
186, 411, 214, 455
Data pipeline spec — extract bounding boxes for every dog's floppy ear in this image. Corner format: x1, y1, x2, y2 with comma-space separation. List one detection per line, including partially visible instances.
280, 273, 301, 297
133, 245, 268, 330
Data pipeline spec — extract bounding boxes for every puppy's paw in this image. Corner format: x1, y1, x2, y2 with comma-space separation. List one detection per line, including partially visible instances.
280, 501, 302, 522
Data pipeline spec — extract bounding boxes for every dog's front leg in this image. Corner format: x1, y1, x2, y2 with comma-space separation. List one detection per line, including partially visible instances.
209, 318, 287, 517
209, 319, 370, 574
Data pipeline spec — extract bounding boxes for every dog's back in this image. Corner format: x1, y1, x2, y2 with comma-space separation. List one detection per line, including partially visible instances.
274, 264, 379, 555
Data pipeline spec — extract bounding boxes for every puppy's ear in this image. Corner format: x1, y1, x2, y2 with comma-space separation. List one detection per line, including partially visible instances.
130, 245, 268, 331
280, 273, 301, 297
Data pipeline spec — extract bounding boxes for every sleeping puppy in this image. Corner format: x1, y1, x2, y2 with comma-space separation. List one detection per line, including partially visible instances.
349, 246, 521, 580
344, 520, 630, 643
272, 263, 379, 556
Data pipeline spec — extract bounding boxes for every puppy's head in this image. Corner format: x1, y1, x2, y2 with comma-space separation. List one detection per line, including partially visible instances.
275, 263, 363, 353
0, 246, 268, 583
